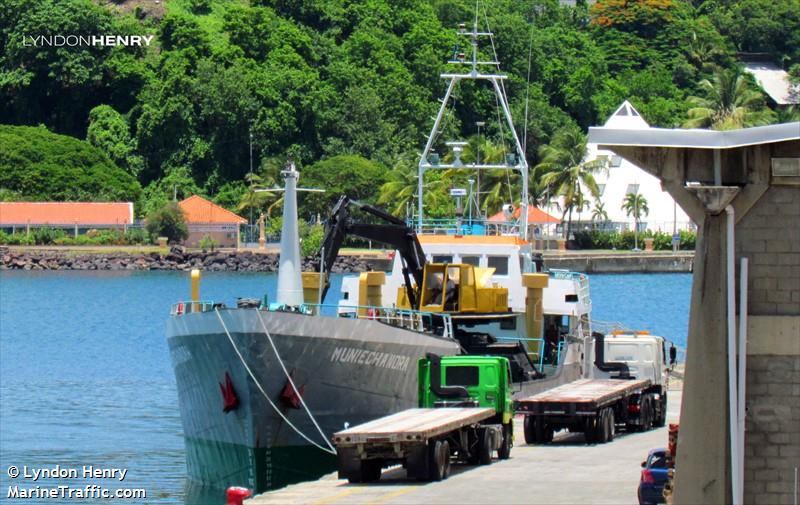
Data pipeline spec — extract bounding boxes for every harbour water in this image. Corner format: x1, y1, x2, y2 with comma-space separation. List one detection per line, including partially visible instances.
0, 271, 690, 503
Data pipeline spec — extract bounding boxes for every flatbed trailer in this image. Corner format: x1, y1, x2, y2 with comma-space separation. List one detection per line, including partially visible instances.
333, 407, 504, 482
516, 378, 659, 444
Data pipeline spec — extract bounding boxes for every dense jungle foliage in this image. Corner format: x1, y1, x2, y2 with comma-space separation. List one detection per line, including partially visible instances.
1, 0, 798, 222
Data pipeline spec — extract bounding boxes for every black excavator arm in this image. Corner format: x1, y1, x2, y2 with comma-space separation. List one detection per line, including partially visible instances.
318, 196, 426, 308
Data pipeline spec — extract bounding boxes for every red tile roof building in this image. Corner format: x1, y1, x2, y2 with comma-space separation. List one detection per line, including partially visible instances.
178, 195, 246, 248
0, 202, 134, 227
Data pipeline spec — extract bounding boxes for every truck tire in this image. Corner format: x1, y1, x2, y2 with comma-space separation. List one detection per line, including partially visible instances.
641, 397, 653, 431
533, 417, 551, 444
440, 441, 451, 479
363, 459, 383, 482
428, 440, 447, 481
594, 411, 606, 443
524, 416, 536, 444
654, 394, 667, 427
479, 429, 493, 465
584, 416, 596, 444
606, 409, 615, 442
347, 459, 381, 483
498, 423, 512, 459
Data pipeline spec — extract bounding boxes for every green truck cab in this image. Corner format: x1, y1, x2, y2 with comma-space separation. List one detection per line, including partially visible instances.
332, 353, 515, 483
418, 354, 514, 425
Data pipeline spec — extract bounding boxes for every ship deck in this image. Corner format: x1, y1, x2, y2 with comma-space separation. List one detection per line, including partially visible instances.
246, 391, 681, 505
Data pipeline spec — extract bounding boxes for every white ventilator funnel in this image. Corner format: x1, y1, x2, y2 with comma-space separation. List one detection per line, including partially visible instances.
275, 161, 304, 306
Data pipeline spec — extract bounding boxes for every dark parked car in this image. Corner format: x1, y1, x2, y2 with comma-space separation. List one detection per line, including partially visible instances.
638, 448, 668, 505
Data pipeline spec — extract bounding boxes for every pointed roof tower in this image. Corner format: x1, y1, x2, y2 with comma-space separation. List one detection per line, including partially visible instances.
603, 100, 650, 130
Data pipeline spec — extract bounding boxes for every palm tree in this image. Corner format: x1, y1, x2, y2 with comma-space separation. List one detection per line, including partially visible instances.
591, 200, 609, 229
535, 127, 606, 239
442, 136, 513, 216
237, 172, 275, 223
378, 155, 452, 219
622, 192, 649, 250
378, 160, 418, 217
684, 67, 775, 130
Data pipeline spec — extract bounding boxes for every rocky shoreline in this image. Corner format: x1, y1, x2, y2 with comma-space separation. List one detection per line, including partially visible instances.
0, 247, 379, 273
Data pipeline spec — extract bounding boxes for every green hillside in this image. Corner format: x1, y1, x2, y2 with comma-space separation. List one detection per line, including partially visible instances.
0, 125, 142, 204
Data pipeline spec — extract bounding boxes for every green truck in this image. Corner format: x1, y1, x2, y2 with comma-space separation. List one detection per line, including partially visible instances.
333, 354, 514, 483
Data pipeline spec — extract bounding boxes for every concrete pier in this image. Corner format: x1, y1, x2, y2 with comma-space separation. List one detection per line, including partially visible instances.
247, 392, 681, 505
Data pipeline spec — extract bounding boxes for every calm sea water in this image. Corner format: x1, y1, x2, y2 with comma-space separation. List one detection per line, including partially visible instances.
0, 271, 690, 504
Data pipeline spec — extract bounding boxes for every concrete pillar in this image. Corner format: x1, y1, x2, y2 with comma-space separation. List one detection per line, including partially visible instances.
522, 273, 549, 357
673, 214, 730, 505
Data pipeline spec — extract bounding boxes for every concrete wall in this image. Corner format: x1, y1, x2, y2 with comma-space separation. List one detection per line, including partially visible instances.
736, 186, 800, 505
543, 252, 693, 273
186, 229, 238, 248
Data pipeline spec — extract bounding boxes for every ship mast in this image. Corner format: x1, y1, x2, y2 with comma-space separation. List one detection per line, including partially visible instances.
417, 16, 529, 239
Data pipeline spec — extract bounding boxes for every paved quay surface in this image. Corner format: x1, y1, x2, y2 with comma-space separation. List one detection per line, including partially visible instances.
248, 390, 682, 505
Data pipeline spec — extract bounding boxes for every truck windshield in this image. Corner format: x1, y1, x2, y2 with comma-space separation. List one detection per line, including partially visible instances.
445, 366, 479, 387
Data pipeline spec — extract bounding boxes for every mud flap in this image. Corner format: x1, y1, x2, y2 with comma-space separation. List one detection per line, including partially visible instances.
337, 447, 361, 480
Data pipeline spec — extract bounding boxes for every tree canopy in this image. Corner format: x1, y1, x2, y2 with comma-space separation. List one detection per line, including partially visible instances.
0, 124, 142, 204
1, 0, 797, 220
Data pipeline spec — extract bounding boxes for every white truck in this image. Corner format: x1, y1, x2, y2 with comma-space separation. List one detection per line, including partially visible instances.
516, 331, 676, 444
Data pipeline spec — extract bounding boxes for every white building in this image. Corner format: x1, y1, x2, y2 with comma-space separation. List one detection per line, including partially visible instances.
545, 100, 694, 234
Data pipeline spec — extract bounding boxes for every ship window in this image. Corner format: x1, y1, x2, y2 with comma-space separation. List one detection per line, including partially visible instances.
460, 255, 480, 266
432, 255, 453, 264
445, 366, 479, 387
500, 318, 516, 330
488, 256, 509, 275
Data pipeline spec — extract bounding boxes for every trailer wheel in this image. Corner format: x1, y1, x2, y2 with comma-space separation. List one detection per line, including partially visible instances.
498, 423, 512, 459
524, 416, 536, 444
606, 409, 615, 442
428, 440, 447, 481
440, 441, 451, 479
584, 417, 596, 444
654, 394, 667, 427
362, 460, 382, 483
479, 429, 493, 465
595, 410, 609, 443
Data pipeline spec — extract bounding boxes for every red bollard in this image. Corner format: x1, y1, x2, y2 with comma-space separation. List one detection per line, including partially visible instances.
226, 486, 252, 505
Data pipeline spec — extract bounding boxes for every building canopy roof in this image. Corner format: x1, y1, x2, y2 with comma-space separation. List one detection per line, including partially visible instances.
588, 122, 800, 150
487, 205, 560, 224
179, 195, 247, 224
0, 202, 134, 225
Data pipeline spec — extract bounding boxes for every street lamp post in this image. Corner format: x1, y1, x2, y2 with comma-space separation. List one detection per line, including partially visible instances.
476, 121, 484, 212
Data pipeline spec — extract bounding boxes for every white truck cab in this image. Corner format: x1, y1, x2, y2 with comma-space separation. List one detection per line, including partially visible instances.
592, 332, 674, 387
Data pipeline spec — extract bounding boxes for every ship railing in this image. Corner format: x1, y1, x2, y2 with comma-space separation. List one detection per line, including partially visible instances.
409, 218, 518, 237
170, 300, 216, 316
493, 336, 565, 369
301, 303, 455, 340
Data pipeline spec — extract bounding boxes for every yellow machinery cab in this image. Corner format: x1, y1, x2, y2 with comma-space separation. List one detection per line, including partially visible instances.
397, 263, 509, 313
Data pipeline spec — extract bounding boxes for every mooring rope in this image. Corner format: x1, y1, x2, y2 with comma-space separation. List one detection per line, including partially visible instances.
214, 308, 336, 455
254, 308, 336, 454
